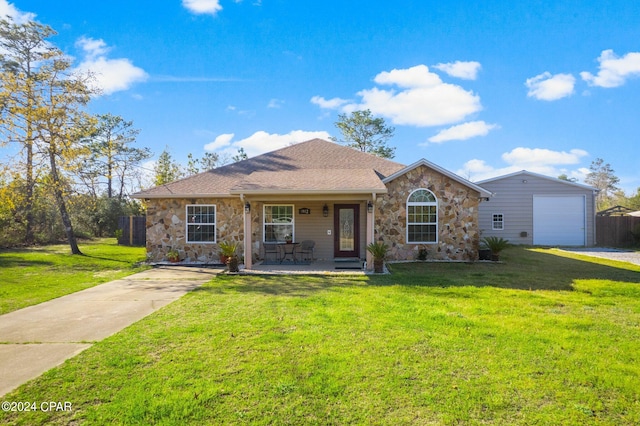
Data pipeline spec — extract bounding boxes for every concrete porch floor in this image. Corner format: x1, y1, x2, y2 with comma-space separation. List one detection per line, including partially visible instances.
243, 259, 371, 275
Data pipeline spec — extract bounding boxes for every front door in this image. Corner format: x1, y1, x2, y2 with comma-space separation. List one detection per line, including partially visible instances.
334, 204, 360, 258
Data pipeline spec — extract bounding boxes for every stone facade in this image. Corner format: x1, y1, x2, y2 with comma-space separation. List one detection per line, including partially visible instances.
144, 167, 482, 263
145, 198, 244, 263
376, 165, 481, 261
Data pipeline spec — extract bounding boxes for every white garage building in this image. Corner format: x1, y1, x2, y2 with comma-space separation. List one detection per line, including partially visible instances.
477, 171, 598, 246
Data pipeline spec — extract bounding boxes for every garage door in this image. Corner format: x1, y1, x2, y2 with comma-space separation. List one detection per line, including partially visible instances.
533, 196, 585, 246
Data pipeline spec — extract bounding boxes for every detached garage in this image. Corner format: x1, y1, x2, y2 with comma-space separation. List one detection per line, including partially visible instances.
477, 171, 598, 246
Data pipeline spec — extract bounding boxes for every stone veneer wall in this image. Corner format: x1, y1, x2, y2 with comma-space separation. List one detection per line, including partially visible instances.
145, 198, 244, 262
376, 165, 481, 261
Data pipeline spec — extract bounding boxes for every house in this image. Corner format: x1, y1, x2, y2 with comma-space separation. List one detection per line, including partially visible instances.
477, 170, 598, 246
133, 139, 491, 269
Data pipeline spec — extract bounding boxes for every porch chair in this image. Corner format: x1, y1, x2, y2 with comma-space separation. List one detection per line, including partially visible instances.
263, 242, 281, 264
298, 240, 315, 262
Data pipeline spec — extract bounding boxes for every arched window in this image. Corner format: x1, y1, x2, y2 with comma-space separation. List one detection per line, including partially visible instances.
407, 189, 437, 243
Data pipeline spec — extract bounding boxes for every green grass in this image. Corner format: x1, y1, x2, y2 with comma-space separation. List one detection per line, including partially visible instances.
0, 239, 148, 314
2, 247, 640, 425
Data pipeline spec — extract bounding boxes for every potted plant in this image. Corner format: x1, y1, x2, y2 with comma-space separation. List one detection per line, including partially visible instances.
481, 236, 510, 261
417, 245, 428, 261
166, 248, 180, 263
227, 253, 240, 273
367, 241, 389, 273
284, 233, 293, 244
218, 241, 240, 272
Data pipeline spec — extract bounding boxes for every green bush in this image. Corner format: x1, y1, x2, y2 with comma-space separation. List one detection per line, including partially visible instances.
366, 241, 389, 259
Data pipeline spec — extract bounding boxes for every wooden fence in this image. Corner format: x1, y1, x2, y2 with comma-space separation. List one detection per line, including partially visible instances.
596, 215, 640, 247
117, 216, 146, 247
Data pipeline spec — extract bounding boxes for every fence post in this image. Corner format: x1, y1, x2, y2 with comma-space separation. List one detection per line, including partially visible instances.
129, 215, 134, 246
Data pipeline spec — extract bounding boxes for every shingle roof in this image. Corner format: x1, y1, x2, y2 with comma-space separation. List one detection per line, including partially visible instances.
133, 139, 405, 198
231, 169, 388, 193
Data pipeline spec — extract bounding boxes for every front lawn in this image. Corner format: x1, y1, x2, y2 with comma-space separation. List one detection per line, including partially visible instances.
2, 247, 639, 424
0, 239, 148, 314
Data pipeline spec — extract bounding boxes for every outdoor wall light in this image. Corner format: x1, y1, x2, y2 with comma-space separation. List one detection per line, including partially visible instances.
323, 204, 329, 217
367, 201, 373, 213
245, 202, 251, 213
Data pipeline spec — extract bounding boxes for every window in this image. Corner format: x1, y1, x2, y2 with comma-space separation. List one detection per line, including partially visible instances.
492, 214, 504, 230
407, 189, 437, 243
186, 205, 216, 243
264, 205, 294, 242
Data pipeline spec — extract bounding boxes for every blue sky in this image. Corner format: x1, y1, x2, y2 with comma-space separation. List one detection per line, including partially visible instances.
6, 0, 640, 193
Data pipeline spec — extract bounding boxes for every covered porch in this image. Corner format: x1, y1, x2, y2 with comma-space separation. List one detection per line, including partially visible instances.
243, 258, 370, 275
239, 194, 380, 271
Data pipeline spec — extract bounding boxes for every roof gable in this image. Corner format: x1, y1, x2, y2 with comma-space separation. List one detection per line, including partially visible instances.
477, 170, 597, 191
383, 159, 492, 198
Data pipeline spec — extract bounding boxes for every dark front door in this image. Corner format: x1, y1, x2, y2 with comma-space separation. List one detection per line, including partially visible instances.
334, 204, 360, 258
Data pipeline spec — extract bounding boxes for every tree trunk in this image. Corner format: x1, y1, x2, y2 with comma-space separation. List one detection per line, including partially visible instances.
48, 146, 82, 255
107, 160, 113, 198
374, 258, 384, 273
24, 134, 34, 244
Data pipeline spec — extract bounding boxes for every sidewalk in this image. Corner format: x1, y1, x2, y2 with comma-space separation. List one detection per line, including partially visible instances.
0, 266, 220, 397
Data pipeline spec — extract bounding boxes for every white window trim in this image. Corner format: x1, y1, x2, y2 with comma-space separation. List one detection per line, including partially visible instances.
492, 213, 504, 231
185, 204, 217, 244
406, 188, 438, 244
263, 204, 295, 243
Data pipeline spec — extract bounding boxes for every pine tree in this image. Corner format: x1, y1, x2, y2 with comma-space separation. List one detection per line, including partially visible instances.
0, 17, 96, 254
585, 158, 621, 210
154, 147, 183, 186
331, 109, 396, 159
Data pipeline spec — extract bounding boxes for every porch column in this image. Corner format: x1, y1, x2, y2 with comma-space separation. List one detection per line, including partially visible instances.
244, 200, 252, 269
365, 196, 375, 270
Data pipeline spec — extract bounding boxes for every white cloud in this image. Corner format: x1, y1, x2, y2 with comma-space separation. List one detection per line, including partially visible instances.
571, 167, 590, 182
373, 64, 443, 88
358, 86, 480, 127
182, 0, 222, 15
204, 133, 235, 151
357, 65, 482, 127
580, 49, 640, 88
207, 130, 331, 157
76, 37, 110, 59
458, 147, 589, 182
502, 147, 588, 166
457, 159, 508, 181
0, 0, 35, 23
525, 72, 576, 101
310, 96, 350, 109
433, 61, 482, 80
74, 37, 148, 95
267, 98, 284, 109
427, 121, 498, 143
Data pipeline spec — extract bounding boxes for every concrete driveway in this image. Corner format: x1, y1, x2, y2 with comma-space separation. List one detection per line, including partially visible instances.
561, 248, 640, 266
0, 266, 220, 397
